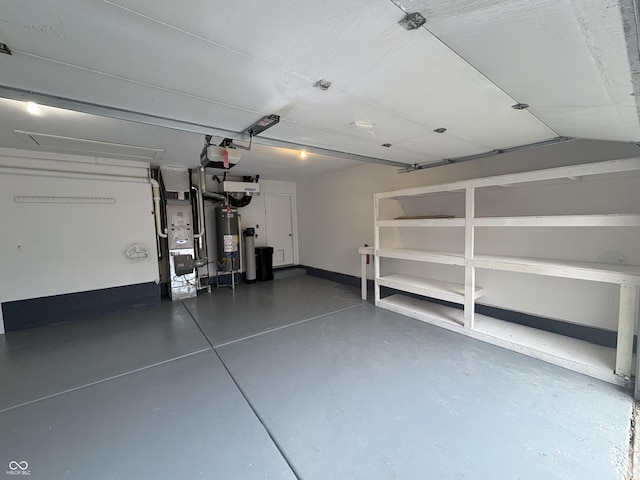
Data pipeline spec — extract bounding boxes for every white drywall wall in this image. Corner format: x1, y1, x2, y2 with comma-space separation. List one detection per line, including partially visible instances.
0, 149, 159, 304
297, 140, 640, 330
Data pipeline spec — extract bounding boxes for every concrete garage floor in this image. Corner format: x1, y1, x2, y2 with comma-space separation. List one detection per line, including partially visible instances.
0, 275, 635, 479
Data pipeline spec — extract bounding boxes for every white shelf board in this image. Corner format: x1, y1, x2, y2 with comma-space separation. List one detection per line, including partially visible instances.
375, 157, 640, 199
376, 294, 626, 387
473, 254, 640, 286
473, 214, 640, 227
377, 218, 465, 227
376, 294, 465, 330
377, 273, 483, 304
471, 315, 622, 384
376, 248, 465, 266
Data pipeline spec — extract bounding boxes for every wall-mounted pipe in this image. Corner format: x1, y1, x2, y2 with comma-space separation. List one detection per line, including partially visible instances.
191, 184, 205, 249
199, 166, 227, 204
149, 178, 168, 238
202, 191, 227, 203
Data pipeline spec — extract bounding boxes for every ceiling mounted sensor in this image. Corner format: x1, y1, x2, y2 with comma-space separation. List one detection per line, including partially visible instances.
314, 79, 332, 91
0, 42, 11, 55
398, 12, 426, 30
511, 103, 530, 110
433, 128, 447, 133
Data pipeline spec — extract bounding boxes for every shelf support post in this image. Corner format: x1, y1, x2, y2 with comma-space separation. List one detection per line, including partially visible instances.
464, 187, 475, 329
616, 284, 638, 378
374, 195, 381, 303
361, 252, 368, 300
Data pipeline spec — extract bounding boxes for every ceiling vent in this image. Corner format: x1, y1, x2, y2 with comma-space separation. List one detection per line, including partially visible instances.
14, 130, 165, 160
399, 12, 426, 30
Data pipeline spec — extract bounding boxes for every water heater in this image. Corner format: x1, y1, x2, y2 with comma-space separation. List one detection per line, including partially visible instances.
215, 206, 240, 272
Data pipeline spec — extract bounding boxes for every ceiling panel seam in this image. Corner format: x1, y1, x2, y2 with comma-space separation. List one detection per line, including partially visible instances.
386, 0, 562, 138
8, 49, 465, 147
100, 0, 532, 134
381, 127, 493, 150
0, 84, 249, 141
11, 50, 264, 117
7, 49, 444, 146
109, 0, 478, 130
101, 0, 306, 79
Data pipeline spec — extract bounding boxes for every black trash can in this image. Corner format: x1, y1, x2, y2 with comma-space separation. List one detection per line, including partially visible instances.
255, 246, 274, 281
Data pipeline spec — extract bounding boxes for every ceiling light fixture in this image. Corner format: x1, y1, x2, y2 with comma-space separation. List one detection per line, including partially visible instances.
398, 12, 426, 30
26, 102, 41, 115
314, 79, 332, 91
0, 42, 11, 55
433, 128, 447, 133
511, 103, 530, 110
300, 150, 307, 159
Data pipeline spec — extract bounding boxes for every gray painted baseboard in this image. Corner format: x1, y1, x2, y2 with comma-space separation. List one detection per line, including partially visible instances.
302, 265, 627, 350
2, 282, 161, 332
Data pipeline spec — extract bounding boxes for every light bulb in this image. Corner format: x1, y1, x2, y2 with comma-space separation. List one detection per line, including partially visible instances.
26, 102, 41, 115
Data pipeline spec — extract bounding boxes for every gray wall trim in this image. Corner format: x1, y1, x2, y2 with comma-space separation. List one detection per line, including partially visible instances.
2, 282, 160, 332
303, 265, 627, 350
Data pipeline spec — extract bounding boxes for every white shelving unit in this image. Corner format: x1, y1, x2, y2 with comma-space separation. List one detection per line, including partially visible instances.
374, 157, 640, 388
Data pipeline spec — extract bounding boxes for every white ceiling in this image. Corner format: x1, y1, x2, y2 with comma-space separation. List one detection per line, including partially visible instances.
0, 0, 638, 180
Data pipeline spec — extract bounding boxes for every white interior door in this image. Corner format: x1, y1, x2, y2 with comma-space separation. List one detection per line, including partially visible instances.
265, 194, 294, 267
